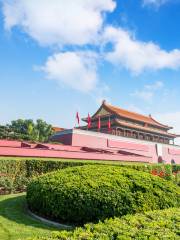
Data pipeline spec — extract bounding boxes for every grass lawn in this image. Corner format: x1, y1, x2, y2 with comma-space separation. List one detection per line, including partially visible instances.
0, 193, 62, 240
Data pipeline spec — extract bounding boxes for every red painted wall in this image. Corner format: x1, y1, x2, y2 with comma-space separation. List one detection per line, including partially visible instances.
0, 129, 180, 164
59, 130, 180, 164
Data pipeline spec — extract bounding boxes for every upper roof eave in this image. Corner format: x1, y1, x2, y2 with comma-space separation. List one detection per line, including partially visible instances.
103, 101, 171, 129
82, 101, 173, 130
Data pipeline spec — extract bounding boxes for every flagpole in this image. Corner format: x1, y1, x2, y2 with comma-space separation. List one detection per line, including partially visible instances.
74, 112, 76, 129
75, 111, 80, 129
98, 115, 101, 132
87, 113, 91, 130
87, 113, 88, 131
108, 116, 111, 133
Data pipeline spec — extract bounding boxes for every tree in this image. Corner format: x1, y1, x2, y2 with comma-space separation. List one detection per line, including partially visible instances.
35, 119, 54, 142
0, 125, 10, 139
0, 119, 54, 142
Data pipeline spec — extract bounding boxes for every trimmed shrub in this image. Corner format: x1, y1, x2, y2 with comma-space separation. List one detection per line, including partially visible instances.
172, 164, 180, 186
0, 159, 28, 194
27, 165, 180, 225
172, 164, 180, 173
122, 163, 173, 180
0, 158, 179, 194
26, 208, 180, 240
0, 158, 88, 194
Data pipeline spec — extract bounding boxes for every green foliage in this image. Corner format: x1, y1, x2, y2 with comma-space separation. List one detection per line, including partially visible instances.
0, 193, 58, 240
0, 158, 179, 194
172, 164, 180, 173
0, 159, 27, 194
0, 119, 54, 142
173, 172, 180, 186
119, 163, 174, 180
171, 164, 180, 186
0, 159, 87, 194
0, 125, 10, 139
27, 165, 180, 225
28, 208, 180, 240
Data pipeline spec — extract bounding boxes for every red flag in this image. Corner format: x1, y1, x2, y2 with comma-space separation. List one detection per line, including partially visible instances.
98, 116, 101, 130
88, 113, 91, 129
108, 117, 111, 131
76, 112, 80, 125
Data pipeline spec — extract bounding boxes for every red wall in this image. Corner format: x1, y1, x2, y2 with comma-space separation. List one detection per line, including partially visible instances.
1, 130, 180, 164
67, 130, 180, 164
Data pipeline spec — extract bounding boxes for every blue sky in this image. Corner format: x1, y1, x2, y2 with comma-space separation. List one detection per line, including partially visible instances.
0, 0, 180, 139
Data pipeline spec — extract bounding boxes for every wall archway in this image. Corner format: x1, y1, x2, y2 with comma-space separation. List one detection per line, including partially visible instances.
171, 159, 176, 164
158, 156, 163, 163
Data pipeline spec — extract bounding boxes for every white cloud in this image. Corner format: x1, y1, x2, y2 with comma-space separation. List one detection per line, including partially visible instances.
2, 0, 116, 46
103, 26, 180, 74
155, 112, 180, 145
3, 0, 180, 95
2, 0, 116, 92
131, 81, 164, 102
132, 90, 154, 101
142, 0, 169, 7
145, 81, 164, 90
131, 81, 164, 101
42, 51, 98, 92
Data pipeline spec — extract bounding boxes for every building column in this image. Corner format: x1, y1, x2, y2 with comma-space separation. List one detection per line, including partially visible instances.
128, 130, 132, 137
132, 131, 137, 138
112, 129, 116, 135
137, 132, 140, 139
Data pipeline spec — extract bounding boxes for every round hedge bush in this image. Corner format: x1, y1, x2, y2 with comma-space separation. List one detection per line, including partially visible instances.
26, 165, 180, 225
28, 208, 180, 240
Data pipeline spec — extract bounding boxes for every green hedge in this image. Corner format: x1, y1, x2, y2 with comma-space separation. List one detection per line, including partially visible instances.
27, 208, 180, 240
120, 163, 173, 180
27, 165, 180, 225
172, 164, 180, 186
0, 158, 88, 194
172, 164, 180, 173
0, 157, 179, 193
